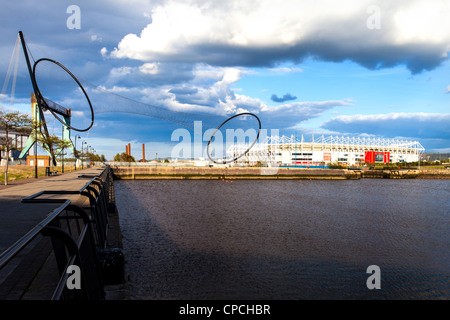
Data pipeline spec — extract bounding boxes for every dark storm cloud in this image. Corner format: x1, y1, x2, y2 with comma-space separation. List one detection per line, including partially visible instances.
133, 38, 449, 75
271, 93, 297, 103
0, 0, 152, 100
168, 86, 216, 106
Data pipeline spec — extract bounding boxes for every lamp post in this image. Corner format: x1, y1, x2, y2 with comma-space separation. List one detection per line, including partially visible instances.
61, 147, 65, 173
92, 149, 96, 164
87, 145, 91, 167
34, 103, 38, 178
82, 141, 87, 169
74, 135, 81, 170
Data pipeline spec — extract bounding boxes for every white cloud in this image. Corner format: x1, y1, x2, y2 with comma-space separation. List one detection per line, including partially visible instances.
112, 0, 364, 59
110, 0, 450, 73
269, 67, 303, 73
71, 110, 85, 117
100, 47, 108, 58
391, 2, 449, 45
90, 34, 103, 42
326, 113, 448, 123
94, 85, 132, 94
109, 66, 133, 78
0, 95, 34, 115
139, 62, 160, 75
91, 62, 350, 131
260, 99, 353, 113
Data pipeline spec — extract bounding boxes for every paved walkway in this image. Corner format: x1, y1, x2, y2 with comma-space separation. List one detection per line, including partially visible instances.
0, 167, 104, 252
0, 167, 110, 299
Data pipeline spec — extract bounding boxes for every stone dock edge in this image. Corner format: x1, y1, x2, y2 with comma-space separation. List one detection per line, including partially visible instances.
111, 166, 450, 180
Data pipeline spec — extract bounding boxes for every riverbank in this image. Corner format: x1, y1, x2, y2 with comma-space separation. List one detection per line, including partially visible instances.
361, 169, 450, 179
2, 165, 448, 186
111, 166, 360, 180
111, 166, 450, 180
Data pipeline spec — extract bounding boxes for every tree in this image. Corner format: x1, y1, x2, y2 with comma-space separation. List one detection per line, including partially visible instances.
86, 152, 106, 162
328, 161, 345, 169
73, 149, 81, 159
113, 152, 135, 162
36, 131, 73, 172
57, 138, 74, 173
0, 110, 32, 185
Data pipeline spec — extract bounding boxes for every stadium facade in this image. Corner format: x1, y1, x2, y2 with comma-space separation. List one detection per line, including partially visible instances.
228, 134, 425, 166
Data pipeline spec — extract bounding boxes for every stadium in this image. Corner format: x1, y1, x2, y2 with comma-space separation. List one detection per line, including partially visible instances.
227, 134, 425, 166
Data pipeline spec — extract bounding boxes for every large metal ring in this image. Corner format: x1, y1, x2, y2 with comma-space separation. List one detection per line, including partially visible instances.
206, 112, 261, 164
32, 58, 94, 132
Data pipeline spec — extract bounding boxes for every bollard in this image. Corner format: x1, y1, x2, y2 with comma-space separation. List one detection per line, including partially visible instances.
97, 248, 125, 285
107, 202, 116, 214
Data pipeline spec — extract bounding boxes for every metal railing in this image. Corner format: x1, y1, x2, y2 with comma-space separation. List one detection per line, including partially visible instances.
41, 203, 104, 300
21, 166, 115, 249
0, 165, 118, 300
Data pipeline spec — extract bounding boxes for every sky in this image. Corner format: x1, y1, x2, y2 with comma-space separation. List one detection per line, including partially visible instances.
0, 0, 449, 160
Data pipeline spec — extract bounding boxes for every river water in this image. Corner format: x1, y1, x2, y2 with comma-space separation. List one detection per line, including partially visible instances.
114, 179, 449, 300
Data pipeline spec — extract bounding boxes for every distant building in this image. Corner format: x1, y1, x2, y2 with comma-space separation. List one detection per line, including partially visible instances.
0, 129, 30, 161
228, 134, 425, 166
26, 155, 51, 167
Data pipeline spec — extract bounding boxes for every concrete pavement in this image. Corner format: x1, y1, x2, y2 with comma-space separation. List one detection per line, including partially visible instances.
0, 166, 127, 299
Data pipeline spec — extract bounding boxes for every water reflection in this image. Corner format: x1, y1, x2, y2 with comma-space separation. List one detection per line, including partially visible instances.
115, 179, 449, 299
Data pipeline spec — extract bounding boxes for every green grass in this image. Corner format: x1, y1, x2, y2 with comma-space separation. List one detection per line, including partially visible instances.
0, 165, 76, 183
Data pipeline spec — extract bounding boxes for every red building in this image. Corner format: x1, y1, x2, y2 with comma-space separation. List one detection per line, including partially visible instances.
364, 151, 390, 164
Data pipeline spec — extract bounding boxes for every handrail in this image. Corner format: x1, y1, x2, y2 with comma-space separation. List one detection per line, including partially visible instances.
20, 166, 112, 248
22, 167, 108, 203
51, 255, 79, 300
0, 200, 71, 270
0, 165, 116, 300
